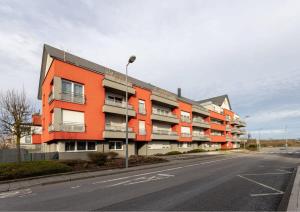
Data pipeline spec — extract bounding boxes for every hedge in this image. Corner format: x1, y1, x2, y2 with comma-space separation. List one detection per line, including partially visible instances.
0, 161, 72, 181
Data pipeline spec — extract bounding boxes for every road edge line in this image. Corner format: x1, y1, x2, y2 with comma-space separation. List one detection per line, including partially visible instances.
287, 166, 300, 211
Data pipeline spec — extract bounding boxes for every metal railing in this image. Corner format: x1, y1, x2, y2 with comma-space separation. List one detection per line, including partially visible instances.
152, 110, 177, 118
181, 117, 191, 123
139, 129, 146, 135
48, 123, 85, 132
138, 107, 146, 114
192, 132, 205, 137
60, 123, 85, 132
105, 124, 133, 132
105, 98, 133, 109
181, 133, 191, 137
152, 129, 177, 136
61, 92, 85, 104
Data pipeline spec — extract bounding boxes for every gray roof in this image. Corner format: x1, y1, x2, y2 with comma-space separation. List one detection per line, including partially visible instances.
197, 94, 232, 110
38, 44, 215, 111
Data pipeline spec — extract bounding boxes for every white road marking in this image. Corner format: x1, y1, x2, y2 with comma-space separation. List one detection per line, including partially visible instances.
71, 185, 81, 189
0, 189, 32, 199
237, 175, 284, 197
243, 172, 291, 176
276, 169, 292, 174
92, 156, 240, 185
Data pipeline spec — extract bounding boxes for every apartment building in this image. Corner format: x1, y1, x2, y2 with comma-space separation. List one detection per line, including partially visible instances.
20, 114, 42, 150
36, 44, 246, 157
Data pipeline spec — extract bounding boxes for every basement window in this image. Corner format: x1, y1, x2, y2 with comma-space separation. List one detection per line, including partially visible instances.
109, 141, 123, 150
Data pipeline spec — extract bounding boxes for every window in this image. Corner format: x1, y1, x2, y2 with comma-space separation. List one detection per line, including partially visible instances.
61, 79, 84, 103
65, 141, 96, 152
65, 141, 75, 151
148, 143, 170, 149
178, 142, 188, 148
62, 110, 85, 132
187, 142, 192, 147
181, 126, 191, 137
87, 142, 96, 150
25, 136, 31, 144
139, 120, 146, 135
77, 141, 86, 150
139, 100, 146, 114
181, 111, 190, 122
109, 141, 123, 150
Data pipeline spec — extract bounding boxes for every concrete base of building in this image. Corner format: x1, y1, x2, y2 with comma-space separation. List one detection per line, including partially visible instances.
41, 140, 228, 160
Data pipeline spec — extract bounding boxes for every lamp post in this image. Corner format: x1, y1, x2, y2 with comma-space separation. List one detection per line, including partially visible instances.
125, 55, 136, 169
243, 115, 250, 150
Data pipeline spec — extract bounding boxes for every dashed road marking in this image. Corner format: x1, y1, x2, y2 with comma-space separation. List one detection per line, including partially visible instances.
0, 189, 33, 199
71, 185, 81, 189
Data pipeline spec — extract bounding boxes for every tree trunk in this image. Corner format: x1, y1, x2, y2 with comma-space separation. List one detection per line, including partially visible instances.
16, 135, 21, 163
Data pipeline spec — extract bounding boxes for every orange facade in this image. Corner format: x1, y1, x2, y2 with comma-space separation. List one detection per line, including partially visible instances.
40, 58, 241, 148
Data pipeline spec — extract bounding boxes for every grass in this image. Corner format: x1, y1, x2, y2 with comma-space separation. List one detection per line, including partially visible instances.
0, 161, 72, 181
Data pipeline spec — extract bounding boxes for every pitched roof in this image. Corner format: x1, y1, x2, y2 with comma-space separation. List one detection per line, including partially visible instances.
197, 94, 232, 110
37, 44, 207, 110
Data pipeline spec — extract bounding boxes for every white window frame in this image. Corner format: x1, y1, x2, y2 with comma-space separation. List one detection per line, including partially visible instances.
109, 141, 123, 151
62, 79, 84, 95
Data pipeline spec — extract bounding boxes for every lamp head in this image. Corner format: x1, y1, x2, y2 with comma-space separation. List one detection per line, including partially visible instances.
128, 55, 136, 63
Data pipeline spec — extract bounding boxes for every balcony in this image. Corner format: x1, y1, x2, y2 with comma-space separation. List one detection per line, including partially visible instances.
226, 136, 232, 142
192, 118, 210, 128
226, 116, 231, 122
103, 99, 136, 117
181, 133, 191, 138
239, 128, 247, 134
151, 110, 179, 124
102, 75, 135, 95
192, 133, 211, 141
151, 129, 179, 140
226, 125, 231, 131
232, 136, 241, 142
181, 117, 191, 123
231, 127, 239, 134
48, 92, 85, 104
238, 120, 247, 127
150, 91, 178, 108
48, 122, 85, 133
192, 105, 210, 116
103, 124, 136, 139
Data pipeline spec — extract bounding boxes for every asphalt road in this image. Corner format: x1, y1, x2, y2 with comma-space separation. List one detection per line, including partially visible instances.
1, 149, 300, 211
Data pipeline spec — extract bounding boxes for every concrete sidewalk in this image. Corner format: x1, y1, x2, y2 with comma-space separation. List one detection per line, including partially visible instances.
287, 166, 300, 211
0, 153, 228, 193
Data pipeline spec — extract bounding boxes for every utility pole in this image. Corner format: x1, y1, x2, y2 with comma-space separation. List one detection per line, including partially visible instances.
285, 125, 288, 151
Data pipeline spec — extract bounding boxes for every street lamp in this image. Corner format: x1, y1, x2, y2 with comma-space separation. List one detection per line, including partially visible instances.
125, 55, 136, 169
243, 115, 250, 150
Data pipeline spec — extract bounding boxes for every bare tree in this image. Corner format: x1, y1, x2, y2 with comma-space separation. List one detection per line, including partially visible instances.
0, 89, 34, 163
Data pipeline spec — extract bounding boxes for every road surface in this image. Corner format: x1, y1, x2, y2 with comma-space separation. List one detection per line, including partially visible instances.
1, 149, 300, 211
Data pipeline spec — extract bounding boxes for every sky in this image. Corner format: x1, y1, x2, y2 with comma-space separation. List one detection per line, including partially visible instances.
0, 0, 300, 139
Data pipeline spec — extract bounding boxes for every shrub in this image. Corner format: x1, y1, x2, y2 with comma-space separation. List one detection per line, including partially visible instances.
107, 152, 119, 160
0, 161, 72, 181
153, 153, 164, 156
129, 155, 167, 165
165, 151, 182, 155
187, 149, 207, 153
88, 152, 108, 166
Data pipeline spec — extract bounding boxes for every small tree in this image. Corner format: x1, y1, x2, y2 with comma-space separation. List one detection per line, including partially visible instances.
0, 89, 33, 163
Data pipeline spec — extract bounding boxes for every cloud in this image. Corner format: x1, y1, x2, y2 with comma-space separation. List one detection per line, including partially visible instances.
0, 0, 300, 138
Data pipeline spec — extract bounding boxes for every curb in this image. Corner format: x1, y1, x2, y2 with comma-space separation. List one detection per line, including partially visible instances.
287, 166, 300, 211
0, 154, 228, 193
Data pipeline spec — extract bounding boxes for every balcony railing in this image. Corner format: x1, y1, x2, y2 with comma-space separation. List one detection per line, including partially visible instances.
192, 132, 205, 137
181, 117, 191, 123
105, 99, 133, 109
61, 92, 85, 104
181, 133, 191, 137
48, 123, 85, 132
105, 124, 133, 132
152, 129, 177, 136
152, 110, 177, 118
139, 129, 146, 135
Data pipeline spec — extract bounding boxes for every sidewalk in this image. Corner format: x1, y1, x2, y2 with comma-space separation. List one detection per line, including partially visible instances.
287, 166, 300, 211
0, 153, 228, 193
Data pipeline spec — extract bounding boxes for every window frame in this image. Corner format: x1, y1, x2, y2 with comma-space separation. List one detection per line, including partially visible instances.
109, 141, 123, 151
65, 141, 96, 152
